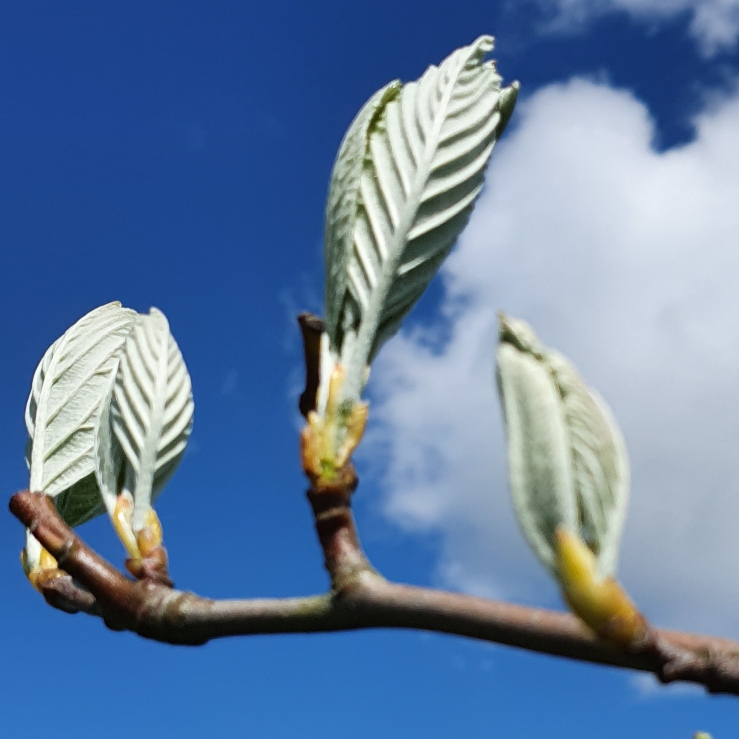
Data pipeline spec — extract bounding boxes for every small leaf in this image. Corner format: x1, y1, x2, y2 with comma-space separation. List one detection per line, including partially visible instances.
548, 351, 630, 577
55, 475, 107, 529
324, 36, 518, 405
25, 301, 136, 526
496, 317, 576, 576
94, 381, 123, 521
496, 314, 629, 579
109, 308, 194, 532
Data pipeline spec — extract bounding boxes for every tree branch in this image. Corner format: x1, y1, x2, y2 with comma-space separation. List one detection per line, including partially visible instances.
10, 489, 739, 695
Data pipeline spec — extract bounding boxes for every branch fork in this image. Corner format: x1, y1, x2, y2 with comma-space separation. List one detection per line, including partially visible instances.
8, 313, 739, 697
10, 488, 739, 694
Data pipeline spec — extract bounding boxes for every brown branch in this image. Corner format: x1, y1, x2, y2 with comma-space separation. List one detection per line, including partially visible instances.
9, 489, 739, 695
297, 312, 324, 418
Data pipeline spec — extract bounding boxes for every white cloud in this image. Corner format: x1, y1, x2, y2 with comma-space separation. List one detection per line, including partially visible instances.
366, 78, 739, 637
535, 0, 739, 56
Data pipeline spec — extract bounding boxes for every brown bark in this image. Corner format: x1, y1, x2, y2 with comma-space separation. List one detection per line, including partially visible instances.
10, 489, 739, 696
297, 312, 325, 418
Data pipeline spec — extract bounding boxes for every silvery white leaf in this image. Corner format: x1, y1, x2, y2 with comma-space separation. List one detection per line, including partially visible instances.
25, 301, 136, 526
94, 382, 123, 520
324, 36, 518, 404
548, 351, 630, 578
496, 315, 629, 579
111, 308, 194, 532
497, 323, 577, 577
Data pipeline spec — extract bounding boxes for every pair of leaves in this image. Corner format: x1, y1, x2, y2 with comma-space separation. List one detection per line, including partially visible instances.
25, 302, 193, 555
496, 314, 629, 579
322, 35, 519, 406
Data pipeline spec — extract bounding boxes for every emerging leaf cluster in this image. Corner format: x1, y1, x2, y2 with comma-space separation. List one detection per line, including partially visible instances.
23, 302, 193, 572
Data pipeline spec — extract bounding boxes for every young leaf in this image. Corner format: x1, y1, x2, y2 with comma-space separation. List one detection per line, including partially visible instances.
324, 36, 519, 403
496, 316, 577, 576
94, 381, 123, 522
496, 314, 629, 579
324, 80, 401, 346
110, 308, 194, 532
24, 301, 137, 526
547, 351, 630, 578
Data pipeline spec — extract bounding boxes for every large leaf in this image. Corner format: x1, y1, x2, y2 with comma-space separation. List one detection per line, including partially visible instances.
24, 301, 136, 526
496, 315, 629, 579
108, 307, 194, 532
324, 35, 518, 403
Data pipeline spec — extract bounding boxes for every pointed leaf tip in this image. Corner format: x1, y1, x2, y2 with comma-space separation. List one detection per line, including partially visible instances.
324, 37, 515, 405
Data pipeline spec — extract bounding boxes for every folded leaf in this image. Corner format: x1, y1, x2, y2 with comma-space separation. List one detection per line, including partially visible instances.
324, 80, 401, 348
110, 308, 194, 532
24, 301, 136, 526
496, 319, 576, 576
94, 380, 123, 522
548, 352, 630, 577
324, 36, 518, 404
496, 314, 629, 579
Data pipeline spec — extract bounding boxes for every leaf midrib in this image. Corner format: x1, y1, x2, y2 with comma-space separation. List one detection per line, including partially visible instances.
342, 52, 471, 402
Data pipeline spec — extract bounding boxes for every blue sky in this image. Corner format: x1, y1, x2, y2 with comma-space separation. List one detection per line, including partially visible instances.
2, 1, 739, 737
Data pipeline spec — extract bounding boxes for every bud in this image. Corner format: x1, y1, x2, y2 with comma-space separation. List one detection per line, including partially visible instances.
496, 314, 641, 645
